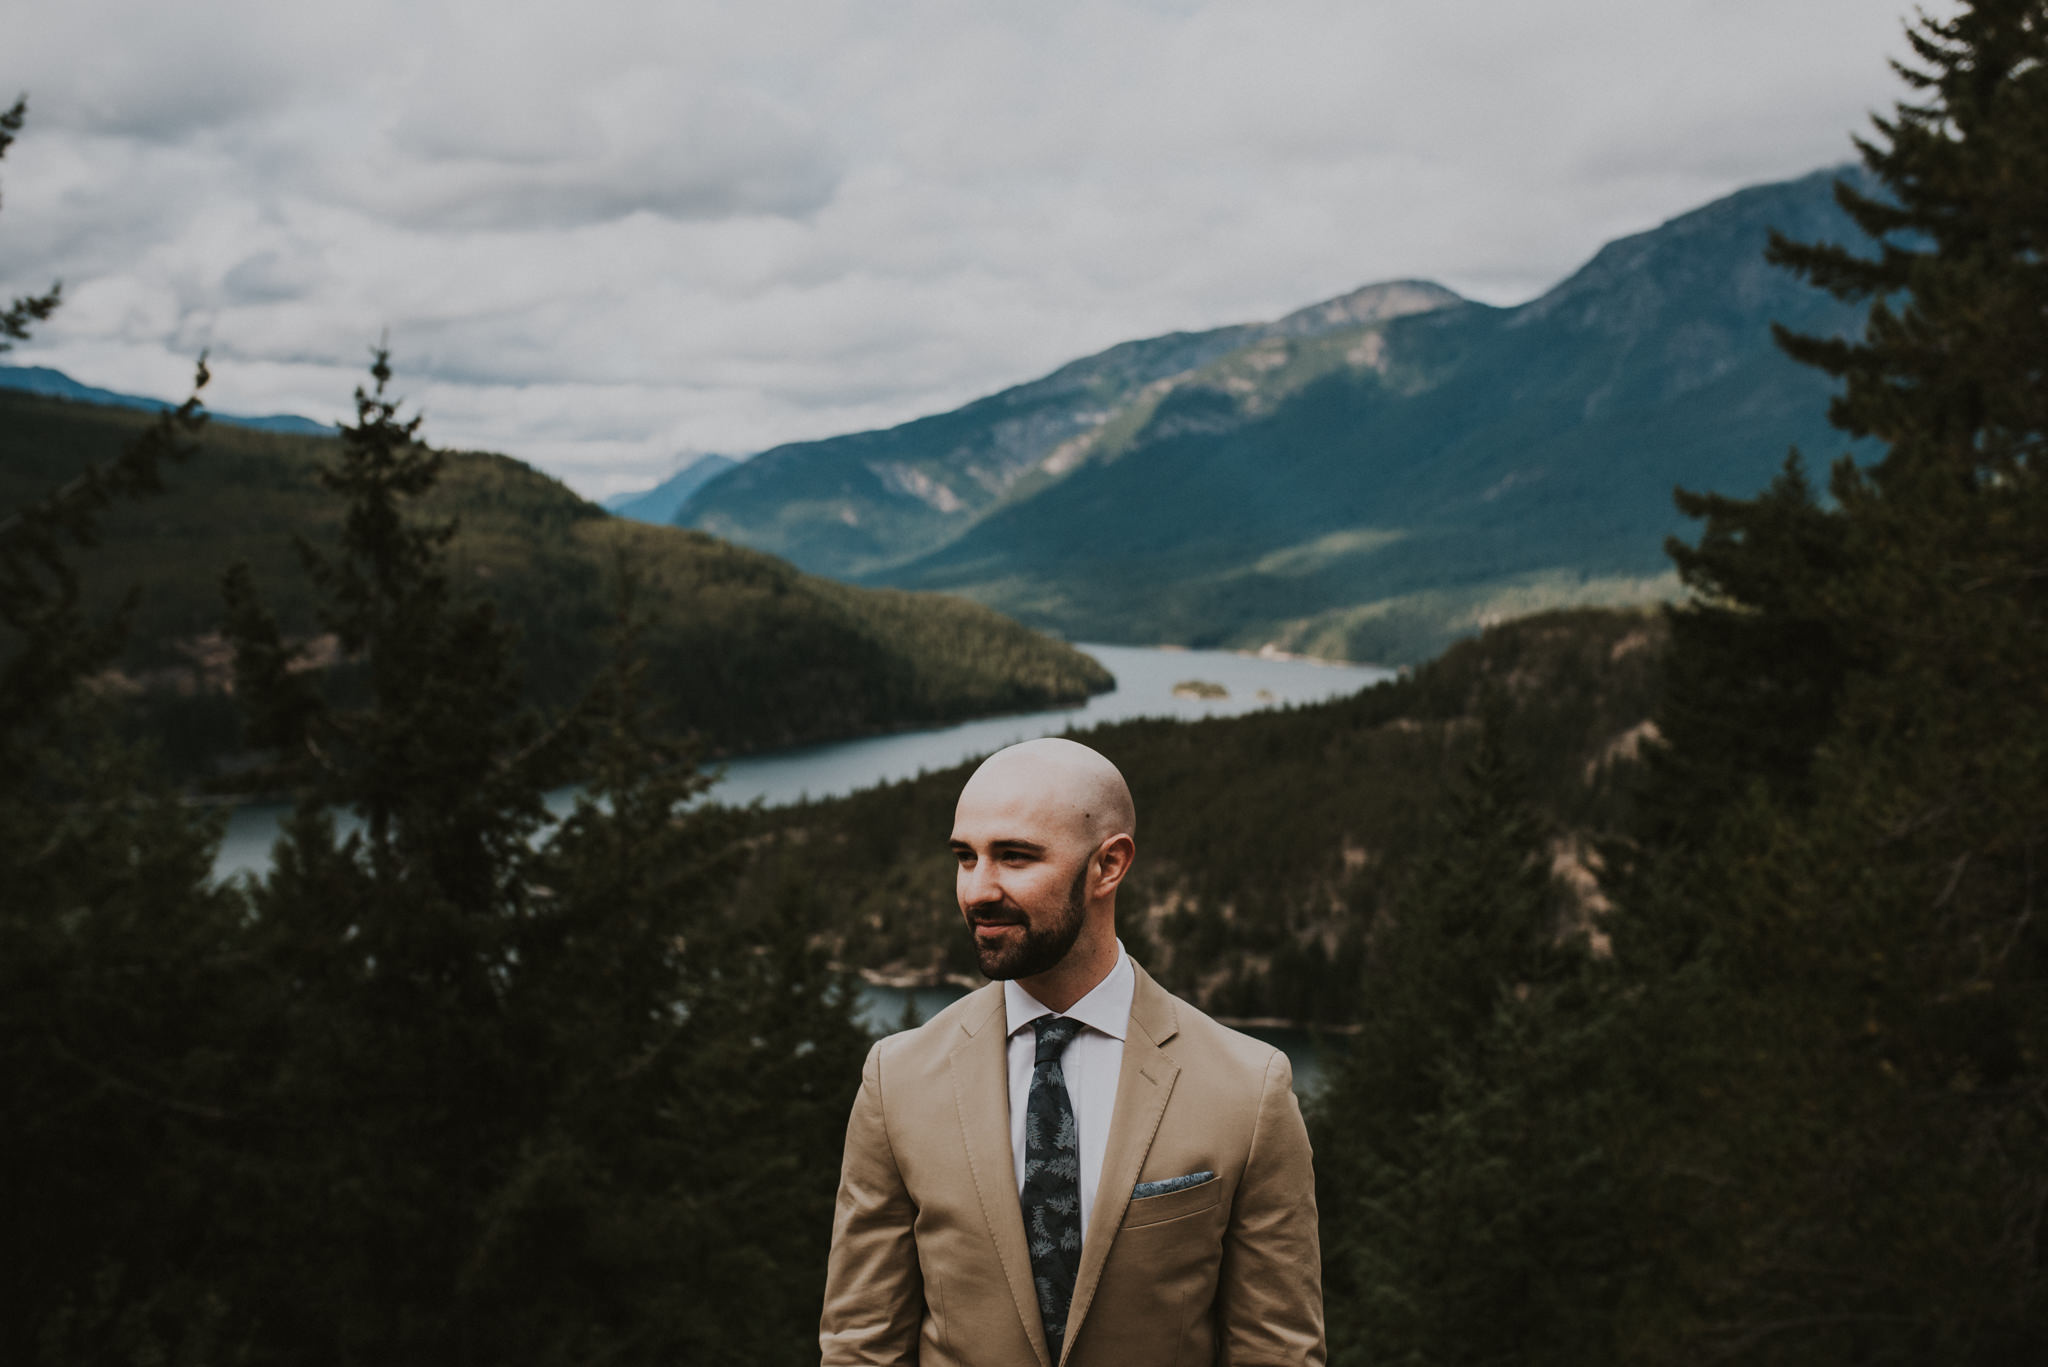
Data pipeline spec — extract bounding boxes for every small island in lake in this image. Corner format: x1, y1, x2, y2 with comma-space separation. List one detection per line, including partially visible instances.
1172, 679, 1229, 699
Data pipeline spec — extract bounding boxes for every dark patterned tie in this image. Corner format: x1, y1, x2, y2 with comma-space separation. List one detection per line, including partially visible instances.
1021, 1015, 1084, 1363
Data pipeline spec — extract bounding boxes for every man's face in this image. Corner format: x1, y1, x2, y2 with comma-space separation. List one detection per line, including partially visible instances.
950, 785, 1096, 981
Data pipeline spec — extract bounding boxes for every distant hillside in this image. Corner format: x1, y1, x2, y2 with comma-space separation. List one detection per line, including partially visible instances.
682, 280, 1463, 578
730, 606, 1664, 1024
0, 364, 336, 436
0, 390, 1114, 785
682, 168, 1875, 663
603, 453, 738, 524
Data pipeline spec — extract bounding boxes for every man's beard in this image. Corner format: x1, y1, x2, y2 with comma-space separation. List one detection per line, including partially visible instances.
971, 860, 1089, 981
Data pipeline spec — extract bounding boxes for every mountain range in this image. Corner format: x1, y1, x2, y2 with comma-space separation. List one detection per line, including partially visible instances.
0, 389, 1111, 784
0, 364, 336, 436
602, 453, 738, 523
676, 166, 1876, 663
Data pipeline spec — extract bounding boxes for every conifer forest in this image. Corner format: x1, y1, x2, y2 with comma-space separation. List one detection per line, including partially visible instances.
3, 2, 2044, 1362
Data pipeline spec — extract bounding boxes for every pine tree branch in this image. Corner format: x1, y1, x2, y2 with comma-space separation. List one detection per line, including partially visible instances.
0, 280, 61, 351
46, 1036, 238, 1123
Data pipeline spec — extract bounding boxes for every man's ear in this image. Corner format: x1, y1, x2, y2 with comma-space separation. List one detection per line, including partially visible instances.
1093, 833, 1136, 896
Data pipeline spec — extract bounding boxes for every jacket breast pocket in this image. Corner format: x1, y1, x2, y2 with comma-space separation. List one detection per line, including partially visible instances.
1092, 1173, 1227, 1361
1120, 1175, 1222, 1230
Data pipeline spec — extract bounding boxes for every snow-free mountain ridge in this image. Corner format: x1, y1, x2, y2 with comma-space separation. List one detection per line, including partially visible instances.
0, 365, 336, 436
603, 453, 738, 525
678, 166, 1877, 663
678, 280, 1465, 578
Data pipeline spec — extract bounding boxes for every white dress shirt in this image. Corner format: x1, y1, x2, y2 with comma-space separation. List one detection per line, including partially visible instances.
1003, 939, 1134, 1246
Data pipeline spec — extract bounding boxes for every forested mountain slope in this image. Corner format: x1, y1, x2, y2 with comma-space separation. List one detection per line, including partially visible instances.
684, 168, 1874, 663
880, 168, 1873, 662
730, 606, 1663, 1024
679, 280, 1464, 577
0, 390, 1112, 782
603, 452, 737, 524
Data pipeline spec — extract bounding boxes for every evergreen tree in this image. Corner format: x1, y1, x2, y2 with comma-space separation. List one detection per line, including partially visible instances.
0, 98, 61, 353
1612, 3, 2048, 1357
0, 389, 250, 1367
457, 575, 871, 1365
0, 97, 252, 1366
1314, 717, 1627, 1367
218, 353, 869, 1364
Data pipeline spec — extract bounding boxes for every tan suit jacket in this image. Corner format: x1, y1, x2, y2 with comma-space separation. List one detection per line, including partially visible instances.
820, 962, 1324, 1366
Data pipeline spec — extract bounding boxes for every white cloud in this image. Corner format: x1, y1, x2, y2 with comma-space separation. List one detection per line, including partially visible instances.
3, 0, 1949, 499
360, 74, 843, 229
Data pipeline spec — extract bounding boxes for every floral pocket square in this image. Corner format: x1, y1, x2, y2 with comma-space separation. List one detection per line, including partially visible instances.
1132, 1170, 1215, 1199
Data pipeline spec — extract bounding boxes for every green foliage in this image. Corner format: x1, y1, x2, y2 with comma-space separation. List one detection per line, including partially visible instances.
727, 607, 1663, 1022
223, 351, 573, 863
1606, 3, 2048, 1357
0, 646, 256, 1367
1312, 727, 1627, 1365
1767, 0, 2048, 463
1642, 457, 1857, 861
204, 353, 873, 1364
1326, 719, 1581, 1113
0, 102, 244, 1362
0, 388, 1112, 784
3, 333, 872, 1362
0, 98, 62, 354
0, 97, 992, 1360
0, 96, 210, 733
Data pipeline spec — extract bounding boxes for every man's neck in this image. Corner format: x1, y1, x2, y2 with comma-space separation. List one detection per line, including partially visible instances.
1016, 924, 1120, 1014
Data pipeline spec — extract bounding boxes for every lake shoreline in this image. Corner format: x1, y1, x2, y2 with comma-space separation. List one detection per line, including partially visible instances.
211, 642, 1394, 883
184, 640, 1389, 807
176, 672, 1123, 809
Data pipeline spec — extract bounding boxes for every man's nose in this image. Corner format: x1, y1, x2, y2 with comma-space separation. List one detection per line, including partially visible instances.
959, 854, 999, 907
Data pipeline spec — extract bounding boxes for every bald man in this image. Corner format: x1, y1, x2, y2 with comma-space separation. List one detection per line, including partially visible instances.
820, 739, 1324, 1367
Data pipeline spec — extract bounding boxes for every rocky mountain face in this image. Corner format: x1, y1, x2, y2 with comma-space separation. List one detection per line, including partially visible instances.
679, 280, 1464, 578
682, 167, 1875, 663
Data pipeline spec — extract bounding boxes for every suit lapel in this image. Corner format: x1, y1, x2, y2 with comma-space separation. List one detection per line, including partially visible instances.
1060, 965, 1182, 1363
949, 986, 1054, 1367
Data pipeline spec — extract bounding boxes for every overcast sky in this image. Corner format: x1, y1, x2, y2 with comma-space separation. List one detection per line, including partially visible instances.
6, 0, 1940, 498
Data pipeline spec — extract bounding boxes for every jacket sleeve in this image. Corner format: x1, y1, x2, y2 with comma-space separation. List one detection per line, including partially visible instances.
819, 1039, 925, 1365
1215, 1051, 1326, 1365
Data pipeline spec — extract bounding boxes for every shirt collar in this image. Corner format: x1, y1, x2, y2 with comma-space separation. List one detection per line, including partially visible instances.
1004, 939, 1133, 1044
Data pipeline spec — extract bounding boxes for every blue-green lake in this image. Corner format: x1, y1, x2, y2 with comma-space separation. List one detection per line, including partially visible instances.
212, 642, 1390, 881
